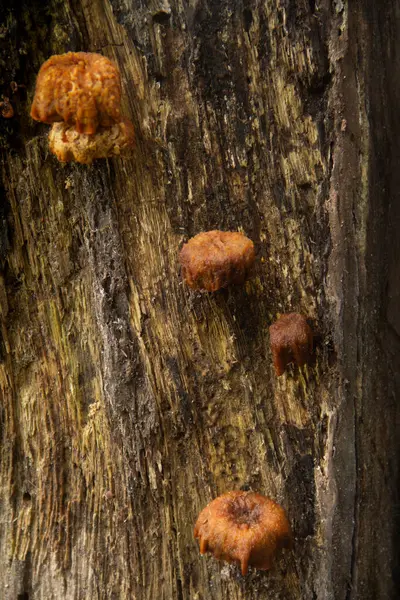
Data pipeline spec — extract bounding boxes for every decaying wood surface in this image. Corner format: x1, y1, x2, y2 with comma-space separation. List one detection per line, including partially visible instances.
0, 1, 399, 598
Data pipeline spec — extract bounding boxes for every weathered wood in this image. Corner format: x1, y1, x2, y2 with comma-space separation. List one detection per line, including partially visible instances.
0, 0, 399, 598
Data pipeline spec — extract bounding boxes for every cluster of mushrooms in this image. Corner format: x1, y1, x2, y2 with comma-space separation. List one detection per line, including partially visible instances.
30, 52, 134, 163
30, 52, 316, 577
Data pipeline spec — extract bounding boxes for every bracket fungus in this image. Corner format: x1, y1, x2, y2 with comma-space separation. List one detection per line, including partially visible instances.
194, 491, 292, 575
31, 52, 134, 163
269, 313, 313, 376
179, 230, 255, 292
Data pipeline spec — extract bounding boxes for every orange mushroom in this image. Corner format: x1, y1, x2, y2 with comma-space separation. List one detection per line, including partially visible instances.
31, 52, 134, 163
49, 119, 134, 164
179, 231, 255, 292
194, 491, 292, 575
31, 52, 121, 134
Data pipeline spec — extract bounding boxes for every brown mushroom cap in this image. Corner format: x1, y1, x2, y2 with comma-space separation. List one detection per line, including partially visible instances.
194, 491, 292, 575
179, 230, 255, 292
269, 313, 313, 376
48, 118, 135, 164
0, 98, 14, 119
31, 52, 122, 134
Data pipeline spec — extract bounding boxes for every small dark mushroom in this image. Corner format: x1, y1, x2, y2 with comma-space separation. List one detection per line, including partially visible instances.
0, 98, 14, 118
269, 313, 313, 376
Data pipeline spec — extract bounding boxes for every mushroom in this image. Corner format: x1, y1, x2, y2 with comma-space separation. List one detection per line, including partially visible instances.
194, 491, 292, 575
49, 119, 134, 165
30, 52, 134, 163
0, 98, 14, 119
179, 230, 255, 292
269, 313, 313, 376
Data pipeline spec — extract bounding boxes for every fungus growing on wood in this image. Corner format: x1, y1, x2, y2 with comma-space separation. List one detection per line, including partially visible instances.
269, 313, 313, 376
30, 52, 134, 163
31, 52, 121, 134
179, 230, 255, 292
194, 491, 292, 575
49, 119, 135, 164
0, 98, 14, 118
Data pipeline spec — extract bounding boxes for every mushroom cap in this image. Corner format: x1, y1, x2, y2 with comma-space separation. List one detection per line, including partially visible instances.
179, 230, 255, 292
269, 313, 313, 376
48, 118, 135, 164
0, 98, 14, 118
194, 491, 292, 575
31, 52, 122, 134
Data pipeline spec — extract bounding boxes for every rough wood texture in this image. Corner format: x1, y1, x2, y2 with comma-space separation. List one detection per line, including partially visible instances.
0, 1, 399, 598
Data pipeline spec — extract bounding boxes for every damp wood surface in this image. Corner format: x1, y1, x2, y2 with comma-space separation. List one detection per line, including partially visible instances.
0, 1, 399, 599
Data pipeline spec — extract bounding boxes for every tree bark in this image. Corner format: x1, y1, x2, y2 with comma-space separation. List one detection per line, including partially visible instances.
0, 1, 399, 599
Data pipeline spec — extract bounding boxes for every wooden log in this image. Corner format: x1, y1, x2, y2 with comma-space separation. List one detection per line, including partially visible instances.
0, 0, 399, 598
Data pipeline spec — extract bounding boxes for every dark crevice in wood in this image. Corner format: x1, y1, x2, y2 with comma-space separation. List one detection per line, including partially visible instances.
152, 11, 171, 25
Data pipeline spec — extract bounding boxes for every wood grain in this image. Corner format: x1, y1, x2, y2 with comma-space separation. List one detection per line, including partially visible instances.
0, 1, 399, 598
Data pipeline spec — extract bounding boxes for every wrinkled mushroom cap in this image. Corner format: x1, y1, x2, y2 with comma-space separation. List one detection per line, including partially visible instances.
194, 491, 292, 575
31, 52, 122, 134
179, 230, 255, 292
49, 118, 135, 164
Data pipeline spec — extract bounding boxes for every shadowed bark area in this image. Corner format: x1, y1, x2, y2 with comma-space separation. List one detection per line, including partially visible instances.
0, 1, 399, 599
